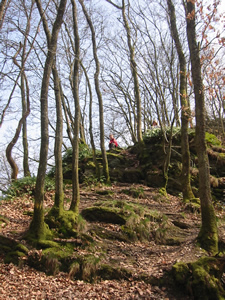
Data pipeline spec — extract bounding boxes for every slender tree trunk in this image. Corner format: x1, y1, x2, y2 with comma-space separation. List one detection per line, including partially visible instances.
22, 73, 31, 177
81, 62, 100, 179
0, 0, 8, 30
62, 95, 73, 145
6, 93, 30, 180
167, 0, 194, 201
70, 0, 80, 213
29, 0, 67, 240
52, 61, 64, 215
122, 0, 142, 142
35, 0, 65, 217
185, 0, 218, 253
79, 0, 110, 184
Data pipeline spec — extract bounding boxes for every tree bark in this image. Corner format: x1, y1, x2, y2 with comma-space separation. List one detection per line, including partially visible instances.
122, 0, 142, 142
185, 0, 218, 253
78, 0, 110, 184
52, 60, 64, 215
81, 62, 100, 180
167, 0, 194, 201
21, 73, 31, 177
0, 0, 8, 30
70, 0, 80, 213
29, 0, 67, 240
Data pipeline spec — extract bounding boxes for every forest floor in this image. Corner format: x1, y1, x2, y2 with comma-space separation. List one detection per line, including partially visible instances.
0, 183, 225, 300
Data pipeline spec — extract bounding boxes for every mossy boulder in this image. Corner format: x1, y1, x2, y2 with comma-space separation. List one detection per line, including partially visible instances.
172, 257, 225, 300
82, 200, 164, 242
81, 206, 126, 225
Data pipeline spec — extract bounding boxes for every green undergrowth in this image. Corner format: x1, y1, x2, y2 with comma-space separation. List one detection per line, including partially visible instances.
3, 176, 55, 199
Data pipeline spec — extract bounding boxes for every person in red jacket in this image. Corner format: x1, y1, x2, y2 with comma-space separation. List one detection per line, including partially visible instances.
109, 134, 118, 150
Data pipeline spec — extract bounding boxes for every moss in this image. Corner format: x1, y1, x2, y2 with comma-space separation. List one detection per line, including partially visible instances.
45, 209, 79, 237
67, 254, 102, 282
36, 240, 60, 249
81, 206, 126, 225
4, 250, 26, 265
26, 217, 53, 242
42, 246, 73, 260
86, 161, 95, 168
190, 257, 225, 300
15, 243, 29, 254
198, 204, 218, 255
159, 187, 168, 197
172, 262, 190, 285
184, 198, 201, 213
121, 187, 145, 198
80, 255, 101, 282
172, 257, 225, 300
98, 264, 132, 280
205, 132, 221, 147
0, 215, 9, 226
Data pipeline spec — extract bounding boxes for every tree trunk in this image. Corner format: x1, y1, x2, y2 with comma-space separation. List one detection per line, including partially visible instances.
52, 60, 64, 215
79, 0, 110, 184
167, 0, 194, 201
70, 0, 80, 213
6, 68, 30, 180
29, 0, 67, 240
122, 0, 142, 142
185, 0, 218, 253
81, 62, 100, 180
21, 73, 31, 177
0, 0, 8, 30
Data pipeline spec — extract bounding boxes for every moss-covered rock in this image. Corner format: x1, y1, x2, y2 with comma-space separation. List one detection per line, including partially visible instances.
81, 206, 126, 225
98, 264, 132, 280
172, 257, 225, 300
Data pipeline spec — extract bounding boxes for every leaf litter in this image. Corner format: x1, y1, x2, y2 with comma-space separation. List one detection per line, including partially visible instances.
1, 183, 225, 299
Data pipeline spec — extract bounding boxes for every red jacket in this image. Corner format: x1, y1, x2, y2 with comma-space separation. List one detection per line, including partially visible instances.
109, 138, 118, 147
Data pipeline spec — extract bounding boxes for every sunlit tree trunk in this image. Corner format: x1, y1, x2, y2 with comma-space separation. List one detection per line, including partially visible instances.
70, 0, 80, 213
167, 0, 194, 201
0, 0, 8, 30
6, 39, 31, 180
185, 0, 218, 254
21, 73, 31, 177
81, 62, 100, 179
121, 0, 142, 142
52, 60, 64, 215
20, 2, 34, 177
29, 0, 67, 240
79, 0, 110, 183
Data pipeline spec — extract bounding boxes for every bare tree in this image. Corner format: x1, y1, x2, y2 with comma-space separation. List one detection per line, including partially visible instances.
78, 0, 110, 183
167, 0, 194, 201
70, 0, 80, 213
106, 0, 143, 142
29, 0, 67, 241
185, 0, 218, 254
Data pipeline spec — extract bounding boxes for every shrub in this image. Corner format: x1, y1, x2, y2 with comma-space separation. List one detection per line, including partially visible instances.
4, 176, 55, 198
